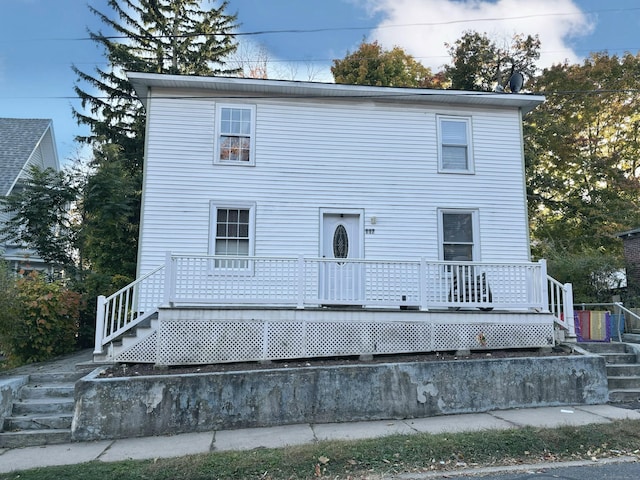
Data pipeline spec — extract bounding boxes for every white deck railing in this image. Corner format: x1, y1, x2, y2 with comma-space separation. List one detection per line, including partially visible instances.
95, 255, 574, 353
166, 255, 548, 310
94, 265, 165, 354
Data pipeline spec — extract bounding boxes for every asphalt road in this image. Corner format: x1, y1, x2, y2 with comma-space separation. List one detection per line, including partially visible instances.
438, 461, 639, 479
396, 459, 640, 479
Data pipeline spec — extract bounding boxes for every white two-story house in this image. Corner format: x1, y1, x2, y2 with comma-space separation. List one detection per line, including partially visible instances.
94, 73, 574, 365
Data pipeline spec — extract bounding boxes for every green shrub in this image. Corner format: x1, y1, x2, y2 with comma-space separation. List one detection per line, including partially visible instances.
0, 261, 21, 359
545, 248, 624, 303
0, 270, 80, 365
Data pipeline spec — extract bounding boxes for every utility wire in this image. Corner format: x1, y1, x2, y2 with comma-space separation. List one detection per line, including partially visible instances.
8, 6, 640, 43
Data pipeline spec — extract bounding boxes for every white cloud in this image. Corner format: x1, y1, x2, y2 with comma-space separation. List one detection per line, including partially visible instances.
360, 0, 593, 71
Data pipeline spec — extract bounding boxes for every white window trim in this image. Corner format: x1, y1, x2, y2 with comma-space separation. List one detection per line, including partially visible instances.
214, 104, 257, 166
437, 115, 474, 174
209, 201, 256, 274
437, 208, 480, 262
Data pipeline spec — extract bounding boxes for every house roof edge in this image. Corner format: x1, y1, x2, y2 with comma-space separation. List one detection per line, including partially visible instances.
126, 72, 545, 113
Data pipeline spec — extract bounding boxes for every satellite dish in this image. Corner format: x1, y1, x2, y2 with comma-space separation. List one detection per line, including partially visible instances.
509, 72, 524, 93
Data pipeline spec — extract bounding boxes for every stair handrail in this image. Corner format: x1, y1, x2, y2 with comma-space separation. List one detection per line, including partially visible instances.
613, 303, 640, 340
547, 275, 575, 337
94, 265, 165, 354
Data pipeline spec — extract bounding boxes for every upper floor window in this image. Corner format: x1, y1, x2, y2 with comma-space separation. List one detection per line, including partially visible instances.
215, 104, 256, 166
438, 116, 473, 173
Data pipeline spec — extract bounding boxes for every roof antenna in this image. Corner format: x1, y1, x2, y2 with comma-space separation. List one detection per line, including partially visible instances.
509, 72, 524, 93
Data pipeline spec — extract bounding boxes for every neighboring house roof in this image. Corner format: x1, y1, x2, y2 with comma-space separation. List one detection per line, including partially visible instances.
0, 118, 59, 196
616, 228, 640, 239
1, 118, 60, 270
127, 72, 545, 114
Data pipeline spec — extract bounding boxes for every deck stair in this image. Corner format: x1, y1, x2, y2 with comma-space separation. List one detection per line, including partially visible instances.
578, 342, 640, 403
0, 369, 90, 448
94, 315, 158, 363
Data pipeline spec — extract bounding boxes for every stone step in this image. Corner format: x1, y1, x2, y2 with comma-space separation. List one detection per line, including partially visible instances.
11, 398, 75, 416
19, 383, 75, 399
608, 389, 640, 403
608, 376, 640, 390
578, 342, 630, 354
606, 364, 640, 376
599, 353, 637, 365
3, 414, 72, 431
29, 371, 87, 383
0, 429, 71, 448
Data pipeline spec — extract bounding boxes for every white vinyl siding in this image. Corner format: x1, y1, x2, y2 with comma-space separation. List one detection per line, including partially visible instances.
136, 88, 530, 276
214, 104, 256, 165
438, 116, 473, 173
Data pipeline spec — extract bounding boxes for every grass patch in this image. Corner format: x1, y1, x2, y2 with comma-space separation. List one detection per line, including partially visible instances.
2, 420, 640, 479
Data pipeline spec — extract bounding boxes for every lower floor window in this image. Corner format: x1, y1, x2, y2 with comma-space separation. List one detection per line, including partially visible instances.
440, 210, 476, 261
210, 203, 255, 270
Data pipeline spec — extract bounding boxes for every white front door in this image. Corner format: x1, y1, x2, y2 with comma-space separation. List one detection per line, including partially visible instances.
320, 213, 363, 304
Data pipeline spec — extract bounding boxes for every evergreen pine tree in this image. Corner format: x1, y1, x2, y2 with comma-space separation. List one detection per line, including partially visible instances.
72, 0, 239, 278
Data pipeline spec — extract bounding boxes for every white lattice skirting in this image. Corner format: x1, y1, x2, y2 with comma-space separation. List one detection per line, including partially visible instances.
114, 308, 556, 365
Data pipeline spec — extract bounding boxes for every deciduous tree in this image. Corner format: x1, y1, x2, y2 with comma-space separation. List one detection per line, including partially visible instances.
332, 40, 436, 87
444, 31, 540, 91
525, 53, 640, 258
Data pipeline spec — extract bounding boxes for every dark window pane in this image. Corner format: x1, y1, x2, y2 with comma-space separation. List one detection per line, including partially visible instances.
215, 239, 228, 255
333, 225, 349, 259
444, 244, 473, 261
443, 214, 472, 242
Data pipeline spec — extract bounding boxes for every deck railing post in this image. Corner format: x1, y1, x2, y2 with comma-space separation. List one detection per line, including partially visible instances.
538, 259, 549, 311
419, 257, 428, 311
94, 295, 106, 355
563, 282, 576, 338
297, 255, 305, 309
163, 251, 174, 305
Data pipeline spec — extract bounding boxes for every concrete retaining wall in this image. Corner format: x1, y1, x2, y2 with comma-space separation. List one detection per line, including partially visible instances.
72, 355, 608, 441
0, 376, 28, 431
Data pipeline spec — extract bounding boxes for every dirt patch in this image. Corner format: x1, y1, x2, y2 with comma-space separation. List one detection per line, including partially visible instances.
99, 346, 575, 378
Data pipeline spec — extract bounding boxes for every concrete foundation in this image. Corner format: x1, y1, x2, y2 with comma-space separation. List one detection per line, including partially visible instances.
71, 354, 609, 441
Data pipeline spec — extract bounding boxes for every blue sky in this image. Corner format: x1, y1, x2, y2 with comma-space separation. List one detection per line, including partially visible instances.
1, 0, 640, 163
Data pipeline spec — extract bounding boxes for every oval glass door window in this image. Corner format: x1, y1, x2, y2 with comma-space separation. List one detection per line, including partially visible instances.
333, 224, 349, 260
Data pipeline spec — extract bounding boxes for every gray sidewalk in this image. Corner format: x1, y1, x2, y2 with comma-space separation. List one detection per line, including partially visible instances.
1, 403, 640, 474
